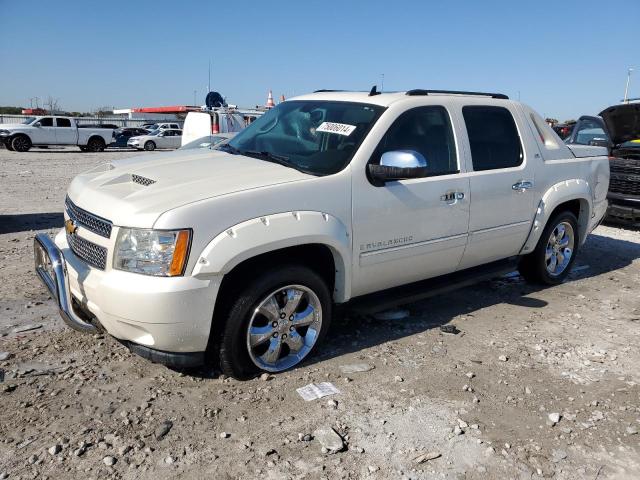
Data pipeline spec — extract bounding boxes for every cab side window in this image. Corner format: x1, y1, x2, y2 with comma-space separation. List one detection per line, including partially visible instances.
462, 106, 522, 171
373, 106, 458, 176
39, 117, 54, 127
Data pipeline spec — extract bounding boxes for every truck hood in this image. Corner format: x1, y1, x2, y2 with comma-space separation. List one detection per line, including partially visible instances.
0, 123, 28, 130
599, 103, 640, 146
67, 149, 313, 228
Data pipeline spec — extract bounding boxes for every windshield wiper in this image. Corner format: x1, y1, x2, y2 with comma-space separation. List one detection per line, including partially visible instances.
238, 150, 309, 173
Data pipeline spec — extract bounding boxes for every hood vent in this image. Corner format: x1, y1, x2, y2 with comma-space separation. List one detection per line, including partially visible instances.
131, 174, 156, 186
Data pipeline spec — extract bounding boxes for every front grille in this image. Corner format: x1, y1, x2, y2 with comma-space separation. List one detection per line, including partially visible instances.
65, 196, 113, 238
610, 175, 640, 196
131, 174, 156, 186
67, 233, 107, 270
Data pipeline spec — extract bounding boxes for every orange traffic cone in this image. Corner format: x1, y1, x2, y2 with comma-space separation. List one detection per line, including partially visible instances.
266, 90, 275, 108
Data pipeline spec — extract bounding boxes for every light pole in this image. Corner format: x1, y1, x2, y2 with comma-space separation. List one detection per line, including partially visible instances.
624, 67, 634, 104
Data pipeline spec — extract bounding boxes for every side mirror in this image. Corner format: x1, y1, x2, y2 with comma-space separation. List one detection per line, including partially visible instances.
157, 132, 165, 137
368, 150, 428, 184
33, 122, 42, 127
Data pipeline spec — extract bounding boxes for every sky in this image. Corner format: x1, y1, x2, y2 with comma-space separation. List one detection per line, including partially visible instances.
0, 0, 638, 121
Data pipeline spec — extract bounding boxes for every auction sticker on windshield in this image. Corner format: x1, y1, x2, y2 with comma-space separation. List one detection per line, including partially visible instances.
316, 122, 357, 136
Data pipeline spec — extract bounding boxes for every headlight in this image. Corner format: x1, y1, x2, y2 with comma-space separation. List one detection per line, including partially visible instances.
0, 129, 10, 136
113, 228, 191, 276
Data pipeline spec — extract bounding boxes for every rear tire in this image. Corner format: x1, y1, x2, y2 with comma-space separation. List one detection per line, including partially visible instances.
11, 135, 31, 152
144, 141, 156, 151
218, 265, 332, 379
518, 211, 579, 285
87, 137, 105, 152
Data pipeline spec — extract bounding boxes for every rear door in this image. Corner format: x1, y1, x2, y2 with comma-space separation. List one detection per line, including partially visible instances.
458, 104, 537, 269
54, 118, 76, 144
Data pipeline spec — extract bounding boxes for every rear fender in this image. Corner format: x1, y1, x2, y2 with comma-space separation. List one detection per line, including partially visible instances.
520, 179, 592, 253
191, 211, 352, 302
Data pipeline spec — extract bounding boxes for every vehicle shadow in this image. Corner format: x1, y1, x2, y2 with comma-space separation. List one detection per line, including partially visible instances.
307, 231, 640, 367
0, 212, 64, 234
179, 230, 640, 379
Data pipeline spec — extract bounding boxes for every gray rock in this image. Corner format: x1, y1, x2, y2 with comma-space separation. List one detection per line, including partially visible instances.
103, 456, 117, 466
626, 426, 638, 435
48, 444, 62, 455
498, 355, 508, 362
0, 472, 7, 480
551, 449, 568, 462
313, 427, 344, 454
155, 420, 173, 440
339, 364, 374, 374
0, 352, 11, 361
453, 426, 464, 435
164, 456, 175, 464
413, 451, 441, 464
219, 432, 230, 438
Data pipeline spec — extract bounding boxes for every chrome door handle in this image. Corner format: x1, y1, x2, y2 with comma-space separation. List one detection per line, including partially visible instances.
440, 192, 465, 203
512, 181, 533, 192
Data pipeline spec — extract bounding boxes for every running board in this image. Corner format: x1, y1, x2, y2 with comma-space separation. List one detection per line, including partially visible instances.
346, 257, 519, 315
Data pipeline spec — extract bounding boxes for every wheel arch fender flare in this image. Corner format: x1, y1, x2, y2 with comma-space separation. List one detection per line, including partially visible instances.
520, 179, 593, 254
192, 211, 352, 302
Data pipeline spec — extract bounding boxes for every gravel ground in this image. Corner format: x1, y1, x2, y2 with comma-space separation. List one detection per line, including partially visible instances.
0, 146, 639, 479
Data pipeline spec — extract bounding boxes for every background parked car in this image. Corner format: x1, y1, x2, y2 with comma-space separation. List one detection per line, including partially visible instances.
141, 122, 181, 131
563, 116, 609, 147
109, 127, 150, 148
127, 128, 182, 150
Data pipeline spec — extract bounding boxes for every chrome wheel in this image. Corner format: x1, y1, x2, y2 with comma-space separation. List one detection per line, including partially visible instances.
545, 221, 574, 276
246, 285, 322, 372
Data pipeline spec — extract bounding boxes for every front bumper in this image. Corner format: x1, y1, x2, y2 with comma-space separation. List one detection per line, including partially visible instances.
606, 192, 640, 224
34, 230, 221, 367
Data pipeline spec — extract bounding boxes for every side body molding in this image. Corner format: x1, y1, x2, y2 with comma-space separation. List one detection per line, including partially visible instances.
519, 179, 592, 254
191, 211, 352, 302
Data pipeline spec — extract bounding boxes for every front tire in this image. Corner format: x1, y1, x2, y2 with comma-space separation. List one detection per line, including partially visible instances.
11, 135, 31, 152
144, 141, 156, 151
4, 141, 14, 151
518, 211, 579, 285
218, 265, 332, 379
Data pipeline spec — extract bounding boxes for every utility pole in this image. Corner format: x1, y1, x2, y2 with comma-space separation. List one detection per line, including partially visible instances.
208, 60, 211, 93
624, 67, 634, 104
380, 73, 385, 93
193, 90, 197, 106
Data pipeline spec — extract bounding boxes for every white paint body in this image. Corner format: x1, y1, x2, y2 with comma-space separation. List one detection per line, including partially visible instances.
55, 92, 609, 353
0, 116, 113, 146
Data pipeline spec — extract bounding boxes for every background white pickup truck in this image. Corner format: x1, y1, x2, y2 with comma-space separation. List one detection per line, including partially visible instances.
34, 89, 609, 379
0, 116, 113, 152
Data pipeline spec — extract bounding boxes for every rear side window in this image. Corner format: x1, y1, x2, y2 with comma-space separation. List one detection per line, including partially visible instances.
56, 118, 71, 127
374, 106, 458, 176
462, 106, 523, 171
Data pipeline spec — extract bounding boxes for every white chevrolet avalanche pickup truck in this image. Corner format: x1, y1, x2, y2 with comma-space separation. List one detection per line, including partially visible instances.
0, 116, 114, 152
33, 89, 609, 379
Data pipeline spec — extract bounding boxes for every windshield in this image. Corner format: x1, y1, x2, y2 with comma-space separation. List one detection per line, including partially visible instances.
22, 117, 36, 125
224, 100, 385, 176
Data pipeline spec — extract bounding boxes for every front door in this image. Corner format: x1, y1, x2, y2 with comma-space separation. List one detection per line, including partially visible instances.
351, 105, 470, 297
457, 104, 537, 270
54, 117, 75, 144
32, 117, 56, 144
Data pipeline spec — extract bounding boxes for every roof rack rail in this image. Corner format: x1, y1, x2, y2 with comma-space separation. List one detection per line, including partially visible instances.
406, 89, 509, 100
313, 89, 347, 93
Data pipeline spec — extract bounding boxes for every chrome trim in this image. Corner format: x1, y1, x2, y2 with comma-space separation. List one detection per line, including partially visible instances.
33, 233, 98, 333
471, 220, 531, 236
360, 233, 468, 257
65, 196, 113, 238
66, 232, 107, 270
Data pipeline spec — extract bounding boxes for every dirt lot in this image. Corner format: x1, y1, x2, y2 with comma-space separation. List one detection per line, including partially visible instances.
1, 146, 639, 479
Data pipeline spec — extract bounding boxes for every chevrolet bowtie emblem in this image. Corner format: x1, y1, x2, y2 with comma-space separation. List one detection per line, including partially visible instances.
65, 218, 77, 235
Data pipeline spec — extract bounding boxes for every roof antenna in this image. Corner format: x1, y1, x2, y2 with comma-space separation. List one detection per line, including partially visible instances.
369, 85, 380, 96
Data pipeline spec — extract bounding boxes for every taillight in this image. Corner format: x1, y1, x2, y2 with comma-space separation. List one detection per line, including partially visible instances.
211, 115, 219, 134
